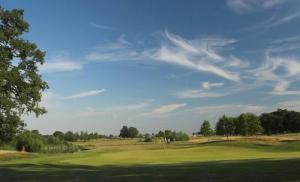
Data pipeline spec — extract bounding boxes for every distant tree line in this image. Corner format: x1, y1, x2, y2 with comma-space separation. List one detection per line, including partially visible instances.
260, 109, 300, 135
155, 130, 189, 142
198, 109, 300, 137
119, 126, 190, 142
1, 130, 115, 153
53, 131, 112, 142
2, 108, 300, 153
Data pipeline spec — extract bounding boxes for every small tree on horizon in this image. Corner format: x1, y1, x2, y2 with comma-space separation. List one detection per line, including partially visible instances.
200, 120, 213, 136
119, 126, 129, 138
128, 127, 139, 138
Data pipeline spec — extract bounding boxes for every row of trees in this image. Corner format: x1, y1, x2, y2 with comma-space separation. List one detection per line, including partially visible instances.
155, 130, 189, 141
52, 131, 110, 142
260, 109, 300, 134
199, 109, 300, 137
118, 126, 190, 142
216, 113, 262, 137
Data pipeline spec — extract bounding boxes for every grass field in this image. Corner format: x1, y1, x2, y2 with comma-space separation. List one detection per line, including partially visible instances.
1, 135, 300, 181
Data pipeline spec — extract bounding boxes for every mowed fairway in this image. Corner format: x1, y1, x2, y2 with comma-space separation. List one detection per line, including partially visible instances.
1, 135, 300, 182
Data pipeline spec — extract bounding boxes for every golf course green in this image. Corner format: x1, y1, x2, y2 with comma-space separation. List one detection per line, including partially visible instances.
1, 135, 300, 182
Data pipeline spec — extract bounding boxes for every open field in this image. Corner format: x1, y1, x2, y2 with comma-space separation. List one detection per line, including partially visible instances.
1, 134, 300, 181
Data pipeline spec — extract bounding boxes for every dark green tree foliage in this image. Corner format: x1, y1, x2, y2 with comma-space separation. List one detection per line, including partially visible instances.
64, 131, 77, 142
15, 130, 79, 153
0, 7, 48, 143
119, 126, 140, 138
52, 131, 109, 142
16, 130, 43, 152
200, 120, 213, 136
217, 114, 262, 136
173, 131, 189, 141
215, 109, 300, 136
155, 130, 165, 137
234, 114, 248, 135
0, 112, 22, 144
216, 115, 235, 137
119, 126, 129, 138
260, 109, 300, 135
128, 127, 139, 138
224, 116, 235, 137
53, 131, 64, 140
235, 113, 262, 136
144, 133, 153, 142
164, 130, 173, 140
247, 114, 263, 135
156, 130, 189, 141
216, 117, 226, 135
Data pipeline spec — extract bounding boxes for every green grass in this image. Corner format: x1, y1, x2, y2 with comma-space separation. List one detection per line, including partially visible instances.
1, 135, 300, 181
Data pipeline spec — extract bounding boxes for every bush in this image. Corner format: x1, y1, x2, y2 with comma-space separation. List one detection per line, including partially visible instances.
16, 131, 80, 153
46, 136, 62, 145
41, 143, 79, 153
144, 133, 153, 142
144, 137, 153, 142
16, 131, 44, 152
174, 131, 189, 141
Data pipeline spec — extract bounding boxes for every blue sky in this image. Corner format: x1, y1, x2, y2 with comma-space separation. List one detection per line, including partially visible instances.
2, 0, 300, 135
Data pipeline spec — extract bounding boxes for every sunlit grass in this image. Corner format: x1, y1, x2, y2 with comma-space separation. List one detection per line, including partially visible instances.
1, 134, 300, 181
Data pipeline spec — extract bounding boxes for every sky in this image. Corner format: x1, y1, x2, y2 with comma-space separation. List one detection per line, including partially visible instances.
1, 0, 300, 135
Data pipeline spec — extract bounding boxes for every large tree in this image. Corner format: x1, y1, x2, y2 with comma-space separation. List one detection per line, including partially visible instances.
119, 126, 129, 138
245, 113, 263, 135
128, 127, 139, 138
0, 7, 48, 144
216, 115, 235, 139
235, 114, 248, 136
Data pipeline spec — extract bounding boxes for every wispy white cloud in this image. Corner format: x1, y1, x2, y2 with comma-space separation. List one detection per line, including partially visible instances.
274, 80, 289, 93
78, 100, 152, 117
176, 81, 228, 99
177, 89, 228, 99
272, 34, 300, 44
84, 31, 300, 99
151, 103, 187, 114
225, 55, 250, 68
227, 0, 300, 29
202, 82, 224, 89
65, 89, 105, 99
86, 35, 149, 62
39, 57, 82, 73
251, 55, 300, 95
106, 100, 153, 111
86, 31, 241, 82
153, 31, 240, 82
90, 22, 113, 30
269, 35, 300, 53
227, 0, 287, 14
155, 47, 240, 82
269, 12, 300, 27
191, 104, 268, 115
271, 90, 300, 95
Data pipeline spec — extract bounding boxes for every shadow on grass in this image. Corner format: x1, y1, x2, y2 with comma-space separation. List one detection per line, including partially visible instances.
1, 158, 300, 182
